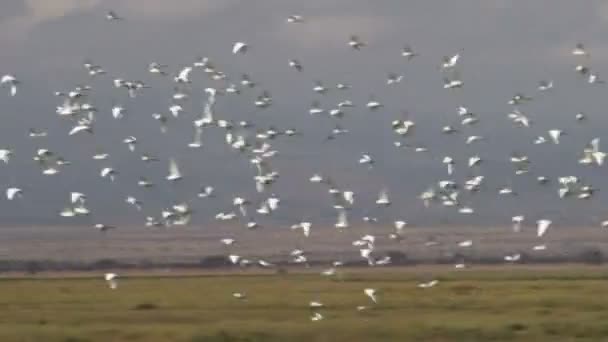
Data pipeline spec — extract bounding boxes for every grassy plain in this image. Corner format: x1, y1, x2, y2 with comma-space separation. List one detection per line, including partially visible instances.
2, 266, 608, 341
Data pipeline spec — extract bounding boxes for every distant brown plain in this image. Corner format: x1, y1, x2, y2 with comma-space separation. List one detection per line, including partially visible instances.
0, 224, 607, 266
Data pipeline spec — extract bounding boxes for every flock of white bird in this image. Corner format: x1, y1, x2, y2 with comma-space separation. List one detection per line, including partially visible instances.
2, 11, 607, 321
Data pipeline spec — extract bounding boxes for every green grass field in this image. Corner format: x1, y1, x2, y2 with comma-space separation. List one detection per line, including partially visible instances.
2, 266, 608, 341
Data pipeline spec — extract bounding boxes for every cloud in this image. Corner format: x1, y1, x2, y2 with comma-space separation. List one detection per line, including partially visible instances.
117, 0, 239, 18
23, 0, 100, 21
597, 2, 608, 22
0, 0, 100, 41
275, 14, 393, 49
0, 0, 238, 42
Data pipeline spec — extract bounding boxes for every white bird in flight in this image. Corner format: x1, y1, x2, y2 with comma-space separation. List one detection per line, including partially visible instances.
288, 59, 303, 72
418, 280, 439, 288
106, 11, 122, 21
442, 53, 460, 69
402, 44, 418, 60
548, 130, 563, 144
572, 43, 588, 57
537, 219, 551, 237
0, 149, 13, 163
174, 66, 193, 84
1, 75, 18, 96
166, 158, 182, 182
348, 35, 365, 50
376, 188, 391, 206
100, 167, 117, 182
104, 273, 118, 289
232, 42, 248, 54
6, 187, 23, 200
286, 15, 304, 23
363, 288, 378, 304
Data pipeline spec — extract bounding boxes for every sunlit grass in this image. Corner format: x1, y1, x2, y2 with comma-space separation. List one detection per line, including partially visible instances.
1, 267, 608, 341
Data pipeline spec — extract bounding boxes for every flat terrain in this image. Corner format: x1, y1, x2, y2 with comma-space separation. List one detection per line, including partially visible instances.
2, 225, 608, 265
2, 266, 608, 341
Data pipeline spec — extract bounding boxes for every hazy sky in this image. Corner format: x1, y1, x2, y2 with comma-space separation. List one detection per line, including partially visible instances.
1, 0, 608, 228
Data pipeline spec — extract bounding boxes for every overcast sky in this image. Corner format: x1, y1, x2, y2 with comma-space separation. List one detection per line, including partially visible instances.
1, 0, 608, 228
